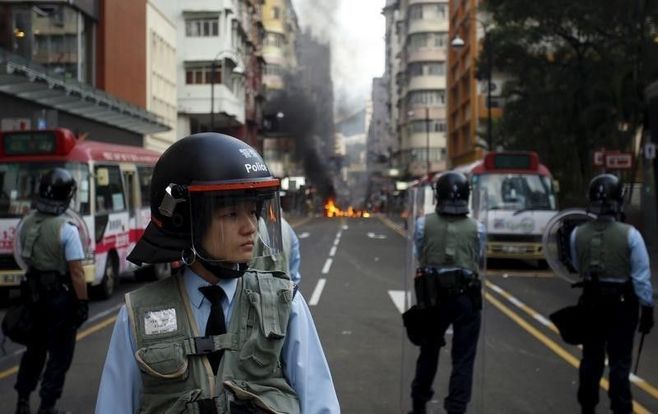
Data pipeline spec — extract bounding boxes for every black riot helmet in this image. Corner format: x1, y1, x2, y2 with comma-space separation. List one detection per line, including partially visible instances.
587, 174, 624, 216
36, 168, 77, 215
127, 132, 282, 279
435, 171, 470, 215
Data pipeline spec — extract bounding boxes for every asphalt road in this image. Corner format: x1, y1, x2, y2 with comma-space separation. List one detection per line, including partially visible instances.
0, 215, 656, 413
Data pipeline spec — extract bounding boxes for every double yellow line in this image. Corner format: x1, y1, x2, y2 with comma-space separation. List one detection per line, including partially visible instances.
485, 279, 657, 414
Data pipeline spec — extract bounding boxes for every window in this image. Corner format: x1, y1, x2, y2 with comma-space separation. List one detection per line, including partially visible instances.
409, 5, 423, 20
137, 166, 154, 208
272, 7, 280, 19
185, 64, 222, 85
408, 62, 445, 77
185, 17, 219, 37
408, 120, 447, 133
435, 5, 447, 19
264, 64, 283, 76
408, 90, 446, 107
265, 32, 285, 47
94, 165, 125, 214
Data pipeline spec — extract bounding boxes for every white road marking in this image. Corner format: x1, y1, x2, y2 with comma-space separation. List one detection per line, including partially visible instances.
342, 225, 349, 230
329, 246, 337, 257
366, 232, 387, 239
388, 290, 406, 314
298, 232, 310, 239
333, 238, 340, 246
321, 258, 333, 274
309, 278, 326, 306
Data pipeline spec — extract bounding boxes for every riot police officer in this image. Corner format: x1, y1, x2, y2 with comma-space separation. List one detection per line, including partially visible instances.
408, 171, 485, 414
570, 174, 654, 414
95, 133, 339, 413
15, 168, 88, 414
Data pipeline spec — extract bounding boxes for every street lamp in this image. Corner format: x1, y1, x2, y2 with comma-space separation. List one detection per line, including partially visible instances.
451, 17, 493, 151
210, 50, 245, 131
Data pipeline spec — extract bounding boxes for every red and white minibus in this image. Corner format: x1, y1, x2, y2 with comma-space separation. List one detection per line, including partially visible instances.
0, 128, 165, 300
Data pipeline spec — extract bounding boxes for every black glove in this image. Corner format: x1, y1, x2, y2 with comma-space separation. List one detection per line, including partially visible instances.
639, 306, 654, 334
74, 300, 89, 328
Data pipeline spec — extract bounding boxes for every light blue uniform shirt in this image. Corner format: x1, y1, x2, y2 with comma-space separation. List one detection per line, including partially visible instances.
287, 222, 302, 284
61, 222, 84, 261
570, 226, 654, 307
96, 267, 339, 414
414, 214, 487, 266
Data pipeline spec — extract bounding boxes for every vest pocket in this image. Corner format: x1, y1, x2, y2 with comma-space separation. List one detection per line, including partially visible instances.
239, 290, 289, 378
136, 342, 189, 380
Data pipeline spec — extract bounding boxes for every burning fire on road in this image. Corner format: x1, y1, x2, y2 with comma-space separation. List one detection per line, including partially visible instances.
324, 199, 371, 218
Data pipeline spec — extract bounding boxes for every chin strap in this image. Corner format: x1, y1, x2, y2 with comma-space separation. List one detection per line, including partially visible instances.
182, 248, 248, 279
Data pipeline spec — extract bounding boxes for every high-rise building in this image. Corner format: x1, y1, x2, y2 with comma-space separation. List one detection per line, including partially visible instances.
448, 0, 502, 166
384, 0, 450, 179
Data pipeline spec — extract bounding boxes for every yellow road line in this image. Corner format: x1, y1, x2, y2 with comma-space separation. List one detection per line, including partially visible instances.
485, 292, 651, 414
378, 216, 406, 237
0, 315, 118, 381
485, 280, 658, 400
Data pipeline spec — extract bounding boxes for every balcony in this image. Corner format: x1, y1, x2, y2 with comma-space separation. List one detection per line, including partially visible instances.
407, 47, 446, 63
408, 75, 446, 91
408, 18, 448, 35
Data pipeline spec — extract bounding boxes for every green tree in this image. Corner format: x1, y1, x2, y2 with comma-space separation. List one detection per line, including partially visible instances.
484, 0, 658, 206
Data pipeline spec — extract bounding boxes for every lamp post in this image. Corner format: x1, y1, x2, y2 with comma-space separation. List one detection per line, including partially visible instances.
425, 106, 430, 175
210, 50, 244, 131
451, 17, 493, 151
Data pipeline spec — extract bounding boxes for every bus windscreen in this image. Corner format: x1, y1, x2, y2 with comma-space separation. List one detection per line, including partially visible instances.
3, 132, 57, 155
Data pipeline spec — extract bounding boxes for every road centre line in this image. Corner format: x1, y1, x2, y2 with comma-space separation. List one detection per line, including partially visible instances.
484, 292, 652, 414
329, 246, 337, 257
309, 278, 326, 306
321, 258, 333, 274
485, 280, 658, 401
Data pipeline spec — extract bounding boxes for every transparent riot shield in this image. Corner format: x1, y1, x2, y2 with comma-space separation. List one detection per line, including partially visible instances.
399, 185, 488, 414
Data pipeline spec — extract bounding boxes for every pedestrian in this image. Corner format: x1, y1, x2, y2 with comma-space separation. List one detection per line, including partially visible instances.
95, 132, 339, 413
14, 168, 88, 414
569, 174, 654, 414
407, 171, 485, 414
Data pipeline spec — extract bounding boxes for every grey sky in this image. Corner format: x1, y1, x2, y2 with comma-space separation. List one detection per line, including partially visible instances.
291, 0, 386, 117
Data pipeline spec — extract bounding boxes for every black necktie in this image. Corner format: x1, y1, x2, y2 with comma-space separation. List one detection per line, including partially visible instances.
199, 285, 226, 374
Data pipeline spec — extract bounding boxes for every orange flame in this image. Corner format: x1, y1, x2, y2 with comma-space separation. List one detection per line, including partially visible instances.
324, 199, 371, 218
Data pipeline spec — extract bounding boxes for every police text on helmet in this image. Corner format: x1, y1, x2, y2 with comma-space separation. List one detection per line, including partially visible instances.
244, 162, 268, 174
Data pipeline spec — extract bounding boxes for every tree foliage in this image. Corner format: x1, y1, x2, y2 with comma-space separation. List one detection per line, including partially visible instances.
484, 0, 658, 206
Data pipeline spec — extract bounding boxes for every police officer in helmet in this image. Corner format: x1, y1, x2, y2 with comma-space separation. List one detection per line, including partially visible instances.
15, 168, 88, 414
408, 171, 485, 414
96, 132, 339, 413
570, 174, 654, 414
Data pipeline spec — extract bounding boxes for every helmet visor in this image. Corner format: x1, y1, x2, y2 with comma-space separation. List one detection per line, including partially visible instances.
189, 189, 282, 264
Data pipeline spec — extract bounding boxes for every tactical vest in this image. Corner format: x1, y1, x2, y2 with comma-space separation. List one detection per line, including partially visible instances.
420, 213, 479, 272
125, 270, 300, 414
20, 212, 68, 275
574, 220, 631, 282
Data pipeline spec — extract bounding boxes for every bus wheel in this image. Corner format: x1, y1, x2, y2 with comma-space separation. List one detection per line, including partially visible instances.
93, 253, 118, 300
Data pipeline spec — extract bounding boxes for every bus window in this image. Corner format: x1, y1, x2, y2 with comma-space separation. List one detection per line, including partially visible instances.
122, 171, 136, 212
137, 166, 154, 208
0, 162, 88, 217
95, 165, 125, 214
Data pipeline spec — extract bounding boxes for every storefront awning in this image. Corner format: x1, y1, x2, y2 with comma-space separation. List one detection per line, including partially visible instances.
0, 51, 170, 135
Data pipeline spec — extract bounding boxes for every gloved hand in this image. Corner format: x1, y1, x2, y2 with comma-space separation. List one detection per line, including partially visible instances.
639, 305, 654, 334
73, 300, 89, 328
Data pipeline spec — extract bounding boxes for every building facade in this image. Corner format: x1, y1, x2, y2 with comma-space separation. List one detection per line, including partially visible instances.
384, 0, 450, 179
0, 0, 168, 146
448, 0, 501, 166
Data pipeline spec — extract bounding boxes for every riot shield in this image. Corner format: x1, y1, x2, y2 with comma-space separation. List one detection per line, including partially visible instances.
14, 208, 93, 271
541, 208, 594, 282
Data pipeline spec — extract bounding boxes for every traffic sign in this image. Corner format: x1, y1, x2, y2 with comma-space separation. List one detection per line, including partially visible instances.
593, 150, 606, 166
605, 152, 633, 169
